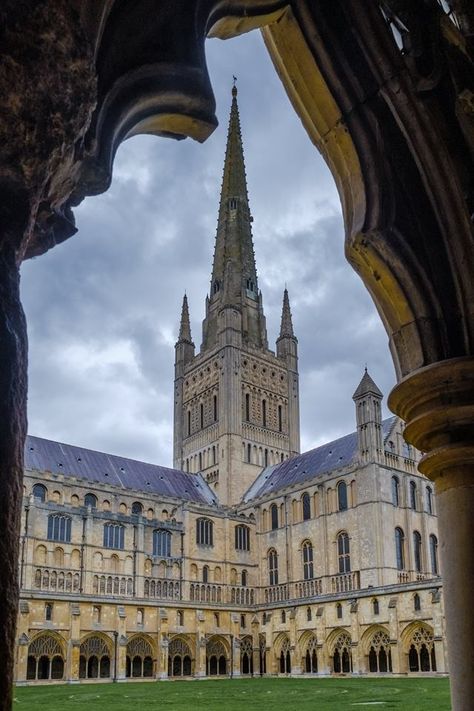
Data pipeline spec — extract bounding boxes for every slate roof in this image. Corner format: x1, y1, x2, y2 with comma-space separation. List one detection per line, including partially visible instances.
243, 417, 397, 502
25, 435, 217, 505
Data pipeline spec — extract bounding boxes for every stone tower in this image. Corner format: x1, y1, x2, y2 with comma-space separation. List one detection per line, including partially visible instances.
173, 85, 300, 505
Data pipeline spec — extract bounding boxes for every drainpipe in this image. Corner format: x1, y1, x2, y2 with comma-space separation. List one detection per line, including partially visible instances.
230, 633, 233, 679
180, 531, 185, 600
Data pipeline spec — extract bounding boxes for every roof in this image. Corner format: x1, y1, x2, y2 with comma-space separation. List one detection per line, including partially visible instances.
242, 417, 396, 502
24, 435, 217, 505
352, 369, 383, 399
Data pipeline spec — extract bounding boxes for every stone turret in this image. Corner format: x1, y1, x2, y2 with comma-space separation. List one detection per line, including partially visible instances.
352, 368, 383, 460
173, 295, 195, 468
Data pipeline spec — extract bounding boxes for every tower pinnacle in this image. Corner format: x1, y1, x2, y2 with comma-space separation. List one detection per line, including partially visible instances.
177, 294, 193, 345
278, 288, 296, 340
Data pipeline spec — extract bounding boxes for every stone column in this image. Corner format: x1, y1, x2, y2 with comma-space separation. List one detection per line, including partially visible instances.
0, 248, 27, 709
389, 358, 474, 710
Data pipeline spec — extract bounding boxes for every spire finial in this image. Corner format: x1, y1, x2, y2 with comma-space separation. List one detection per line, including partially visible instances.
232, 75, 237, 97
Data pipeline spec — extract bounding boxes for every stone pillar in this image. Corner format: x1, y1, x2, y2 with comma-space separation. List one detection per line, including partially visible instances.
159, 635, 169, 680
196, 635, 207, 678
0, 249, 27, 708
117, 636, 127, 681
70, 641, 81, 682
389, 358, 474, 710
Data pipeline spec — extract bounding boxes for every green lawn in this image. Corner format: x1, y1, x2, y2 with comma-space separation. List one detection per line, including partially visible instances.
14, 677, 451, 710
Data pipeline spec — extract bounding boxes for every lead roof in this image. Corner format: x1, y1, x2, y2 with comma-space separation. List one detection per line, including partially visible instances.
25, 435, 217, 505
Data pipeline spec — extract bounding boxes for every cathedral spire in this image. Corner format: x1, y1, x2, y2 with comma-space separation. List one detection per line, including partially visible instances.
177, 294, 193, 345
210, 83, 257, 304
278, 288, 295, 340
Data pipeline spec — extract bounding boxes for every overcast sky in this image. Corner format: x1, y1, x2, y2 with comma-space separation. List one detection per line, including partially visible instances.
20, 30, 395, 468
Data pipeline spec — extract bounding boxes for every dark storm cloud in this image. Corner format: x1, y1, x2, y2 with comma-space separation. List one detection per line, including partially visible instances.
20, 31, 395, 467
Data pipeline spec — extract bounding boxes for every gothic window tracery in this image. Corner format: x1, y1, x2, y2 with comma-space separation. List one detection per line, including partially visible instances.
79, 636, 111, 679
126, 637, 154, 678
332, 632, 352, 673
368, 630, 392, 672
302, 492, 311, 521
26, 634, 65, 681
33, 484, 47, 502
240, 637, 253, 675
304, 634, 318, 673
206, 638, 227, 676
430, 534, 439, 575
337, 481, 348, 511
395, 527, 405, 570
279, 637, 291, 674
168, 638, 192, 677
408, 627, 436, 672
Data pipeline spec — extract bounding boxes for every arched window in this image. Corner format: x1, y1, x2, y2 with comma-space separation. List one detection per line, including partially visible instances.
302, 540, 314, 580
373, 598, 380, 615
307, 607, 312, 621
213, 395, 218, 422
153, 529, 171, 557
203, 565, 209, 583
337, 532, 350, 573
429, 534, 439, 575
413, 530, 422, 572
410, 481, 417, 510
337, 481, 348, 511
79, 636, 111, 679
84, 493, 97, 509
262, 399, 267, 427
395, 527, 405, 570
26, 634, 65, 681
426, 486, 434, 514
47, 514, 71, 543
213, 280, 220, 294
278, 405, 282, 432
187, 410, 191, 436
212, 445, 216, 464
200, 403, 204, 429
103, 523, 124, 549
241, 570, 247, 587
33, 484, 47, 502
132, 501, 143, 515
270, 503, 279, 530
336, 602, 343, 619
391, 476, 400, 506
125, 637, 154, 678
268, 549, 278, 586
414, 593, 421, 611
45, 603, 53, 621
235, 524, 250, 552
196, 518, 213, 546
302, 492, 311, 521
168, 638, 193, 677
247, 443, 251, 463
281, 610, 286, 623
177, 610, 184, 626
245, 393, 250, 421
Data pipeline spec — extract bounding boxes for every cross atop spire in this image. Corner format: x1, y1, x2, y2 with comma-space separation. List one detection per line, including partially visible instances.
177, 294, 193, 344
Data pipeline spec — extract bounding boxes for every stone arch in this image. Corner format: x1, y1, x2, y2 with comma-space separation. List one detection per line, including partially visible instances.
79, 633, 112, 680
274, 633, 291, 675
26, 631, 66, 681
126, 634, 155, 678
326, 628, 352, 674
401, 622, 436, 673
34, 544, 47, 565
206, 635, 229, 676
240, 635, 253, 675
361, 625, 393, 673
168, 635, 194, 677
299, 631, 318, 674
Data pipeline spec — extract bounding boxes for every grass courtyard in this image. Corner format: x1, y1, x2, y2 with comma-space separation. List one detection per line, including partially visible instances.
14, 677, 451, 711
